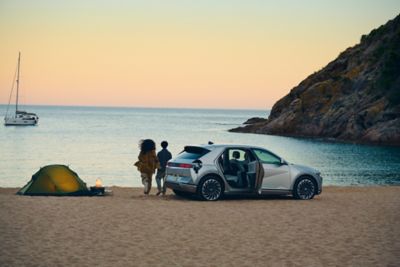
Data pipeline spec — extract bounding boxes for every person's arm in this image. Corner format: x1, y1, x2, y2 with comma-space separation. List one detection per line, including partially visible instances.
152, 150, 160, 169
134, 154, 144, 170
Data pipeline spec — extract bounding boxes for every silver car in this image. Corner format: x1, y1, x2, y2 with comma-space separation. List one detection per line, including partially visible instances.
165, 144, 322, 201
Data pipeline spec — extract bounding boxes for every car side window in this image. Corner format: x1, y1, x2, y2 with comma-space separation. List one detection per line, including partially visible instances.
253, 149, 281, 165
229, 149, 246, 161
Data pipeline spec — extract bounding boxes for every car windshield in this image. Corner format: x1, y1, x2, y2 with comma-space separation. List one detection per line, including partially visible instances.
175, 146, 210, 160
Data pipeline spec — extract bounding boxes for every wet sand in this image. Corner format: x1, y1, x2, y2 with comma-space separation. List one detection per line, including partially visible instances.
0, 186, 399, 267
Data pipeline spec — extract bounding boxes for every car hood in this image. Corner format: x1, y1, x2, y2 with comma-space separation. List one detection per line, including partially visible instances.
289, 163, 319, 175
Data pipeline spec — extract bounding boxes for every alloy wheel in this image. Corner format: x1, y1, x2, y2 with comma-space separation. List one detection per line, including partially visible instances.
201, 178, 222, 201
296, 178, 316, 200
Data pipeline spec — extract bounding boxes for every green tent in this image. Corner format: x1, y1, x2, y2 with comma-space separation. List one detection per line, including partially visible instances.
18, 165, 90, 196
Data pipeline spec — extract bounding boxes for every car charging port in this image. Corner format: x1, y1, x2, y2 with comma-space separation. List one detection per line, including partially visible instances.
193, 159, 202, 173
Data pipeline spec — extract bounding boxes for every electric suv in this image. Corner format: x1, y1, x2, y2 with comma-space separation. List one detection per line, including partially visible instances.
165, 144, 322, 201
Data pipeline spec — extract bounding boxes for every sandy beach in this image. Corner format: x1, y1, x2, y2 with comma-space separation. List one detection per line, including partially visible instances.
0, 186, 399, 267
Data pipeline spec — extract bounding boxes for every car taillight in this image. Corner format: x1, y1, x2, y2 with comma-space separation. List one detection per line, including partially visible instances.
179, 163, 193, 168
167, 162, 193, 169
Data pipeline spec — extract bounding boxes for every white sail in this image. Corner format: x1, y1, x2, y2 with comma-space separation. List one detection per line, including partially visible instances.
4, 52, 39, 126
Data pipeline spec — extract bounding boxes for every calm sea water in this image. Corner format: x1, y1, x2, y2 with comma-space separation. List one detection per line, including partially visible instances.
1, 105, 399, 188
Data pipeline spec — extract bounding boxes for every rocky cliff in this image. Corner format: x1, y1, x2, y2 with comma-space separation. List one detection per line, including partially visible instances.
231, 14, 400, 146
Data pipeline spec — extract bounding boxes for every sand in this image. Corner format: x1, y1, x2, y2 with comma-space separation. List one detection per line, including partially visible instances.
0, 186, 399, 267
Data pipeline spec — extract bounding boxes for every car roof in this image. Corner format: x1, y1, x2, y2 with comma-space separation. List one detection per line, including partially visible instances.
188, 144, 266, 150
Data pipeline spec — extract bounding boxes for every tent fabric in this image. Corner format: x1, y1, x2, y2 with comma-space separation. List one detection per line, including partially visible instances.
17, 165, 90, 196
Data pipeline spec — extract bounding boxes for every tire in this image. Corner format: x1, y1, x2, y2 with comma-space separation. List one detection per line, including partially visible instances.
198, 176, 224, 201
293, 176, 316, 200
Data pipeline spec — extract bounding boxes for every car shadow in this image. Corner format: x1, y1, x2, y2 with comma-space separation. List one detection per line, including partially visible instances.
222, 194, 293, 201
167, 193, 294, 201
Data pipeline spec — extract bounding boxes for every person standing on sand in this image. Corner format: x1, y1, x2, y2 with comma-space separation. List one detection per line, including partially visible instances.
134, 139, 160, 195
155, 141, 172, 196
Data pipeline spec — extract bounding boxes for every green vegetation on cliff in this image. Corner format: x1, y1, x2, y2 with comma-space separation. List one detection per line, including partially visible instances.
231, 14, 400, 146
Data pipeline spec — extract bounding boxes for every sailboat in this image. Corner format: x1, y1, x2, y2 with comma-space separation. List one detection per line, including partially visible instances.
4, 52, 39, 126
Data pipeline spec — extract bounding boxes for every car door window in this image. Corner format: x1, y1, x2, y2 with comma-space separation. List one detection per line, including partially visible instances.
229, 149, 246, 161
253, 149, 281, 165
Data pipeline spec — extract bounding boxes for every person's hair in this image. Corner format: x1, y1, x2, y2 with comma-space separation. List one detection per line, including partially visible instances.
139, 139, 156, 154
161, 141, 168, 149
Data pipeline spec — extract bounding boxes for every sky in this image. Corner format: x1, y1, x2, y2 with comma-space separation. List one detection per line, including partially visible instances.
0, 1, 399, 109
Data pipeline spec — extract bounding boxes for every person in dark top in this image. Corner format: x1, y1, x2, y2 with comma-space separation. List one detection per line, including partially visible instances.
156, 141, 172, 195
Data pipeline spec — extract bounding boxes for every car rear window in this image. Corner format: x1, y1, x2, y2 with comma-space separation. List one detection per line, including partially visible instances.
176, 146, 210, 160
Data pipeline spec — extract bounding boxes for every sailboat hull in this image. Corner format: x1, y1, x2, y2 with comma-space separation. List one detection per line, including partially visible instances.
4, 110, 39, 125
4, 115, 38, 126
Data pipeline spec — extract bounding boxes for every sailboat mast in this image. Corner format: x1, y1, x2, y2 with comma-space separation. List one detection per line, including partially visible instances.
16, 52, 21, 114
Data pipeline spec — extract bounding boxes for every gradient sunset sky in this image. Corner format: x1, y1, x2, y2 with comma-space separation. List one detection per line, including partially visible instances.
0, 1, 399, 109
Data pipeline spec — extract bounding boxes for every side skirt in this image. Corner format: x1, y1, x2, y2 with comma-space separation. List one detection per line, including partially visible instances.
260, 189, 292, 195
223, 188, 292, 196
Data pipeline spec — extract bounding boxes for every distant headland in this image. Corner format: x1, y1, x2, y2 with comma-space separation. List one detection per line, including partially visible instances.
231, 14, 400, 146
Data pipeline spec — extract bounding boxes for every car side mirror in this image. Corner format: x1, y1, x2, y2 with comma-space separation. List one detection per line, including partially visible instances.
280, 158, 288, 165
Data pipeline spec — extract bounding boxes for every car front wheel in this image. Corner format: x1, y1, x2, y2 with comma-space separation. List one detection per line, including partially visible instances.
198, 176, 223, 201
293, 177, 316, 200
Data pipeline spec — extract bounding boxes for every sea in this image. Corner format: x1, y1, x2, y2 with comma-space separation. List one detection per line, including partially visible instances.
1, 105, 399, 188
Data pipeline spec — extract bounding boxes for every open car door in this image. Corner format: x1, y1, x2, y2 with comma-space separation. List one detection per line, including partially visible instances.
247, 160, 264, 193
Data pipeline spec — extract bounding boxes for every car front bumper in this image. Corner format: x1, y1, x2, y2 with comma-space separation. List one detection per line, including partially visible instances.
316, 174, 323, 195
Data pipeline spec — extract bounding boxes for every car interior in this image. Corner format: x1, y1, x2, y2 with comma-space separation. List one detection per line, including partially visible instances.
219, 149, 258, 189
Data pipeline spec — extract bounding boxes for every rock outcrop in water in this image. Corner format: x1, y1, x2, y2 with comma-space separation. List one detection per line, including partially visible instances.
231, 14, 400, 146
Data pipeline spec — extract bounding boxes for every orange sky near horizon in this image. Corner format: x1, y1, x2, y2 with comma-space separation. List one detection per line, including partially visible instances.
0, 1, 399, 109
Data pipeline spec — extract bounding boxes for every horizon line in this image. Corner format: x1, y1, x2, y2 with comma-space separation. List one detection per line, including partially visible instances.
0, 103, 271, 112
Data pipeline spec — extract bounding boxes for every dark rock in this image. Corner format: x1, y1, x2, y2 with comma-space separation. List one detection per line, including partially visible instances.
231, 14, 400, 146
243, 117, 268, 124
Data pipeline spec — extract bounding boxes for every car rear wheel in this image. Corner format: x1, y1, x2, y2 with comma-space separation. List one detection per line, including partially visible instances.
293, 177, 316, 200
198, 176, 223, 201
